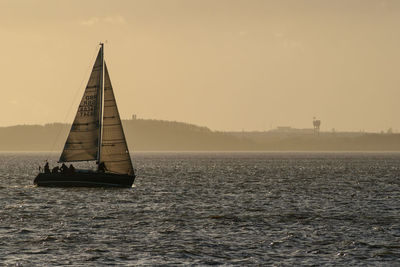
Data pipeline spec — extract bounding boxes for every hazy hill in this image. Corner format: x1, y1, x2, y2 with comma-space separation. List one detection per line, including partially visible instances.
0, 119, 257, 151
124, 119, 257, 151
0, 119, 400, 151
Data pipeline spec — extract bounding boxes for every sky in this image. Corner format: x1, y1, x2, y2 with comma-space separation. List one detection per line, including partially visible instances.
1, 0, 400, 132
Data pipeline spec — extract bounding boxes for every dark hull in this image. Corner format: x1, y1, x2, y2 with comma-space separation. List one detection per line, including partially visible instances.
34, 172, 135, 188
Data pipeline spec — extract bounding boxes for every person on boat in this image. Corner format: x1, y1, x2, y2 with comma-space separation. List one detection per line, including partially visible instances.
69, 164, 75, 173
98, 162, 107, 173
44, 161, 50, 174
60, 163, 69, 173
52, 166, 59, 173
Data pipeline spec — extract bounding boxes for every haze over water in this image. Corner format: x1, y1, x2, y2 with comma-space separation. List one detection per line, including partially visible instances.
1, 152, 399, 265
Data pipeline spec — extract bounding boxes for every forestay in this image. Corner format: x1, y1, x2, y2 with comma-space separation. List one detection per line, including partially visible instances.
59, 50, 102, 162
99, 63, 134, 175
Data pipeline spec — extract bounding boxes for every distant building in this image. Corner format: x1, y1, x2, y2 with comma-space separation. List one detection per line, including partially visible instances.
269, 126, 314, 134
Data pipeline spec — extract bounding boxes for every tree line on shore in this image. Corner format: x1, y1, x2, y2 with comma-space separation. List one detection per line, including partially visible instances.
1, 119, 400, 151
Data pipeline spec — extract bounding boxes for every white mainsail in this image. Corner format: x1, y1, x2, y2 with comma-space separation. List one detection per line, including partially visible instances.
99, 63, 134, 175
59, 49, 102, 162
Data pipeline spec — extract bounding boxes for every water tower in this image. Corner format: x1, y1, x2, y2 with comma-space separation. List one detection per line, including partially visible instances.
313, 117, 321, 135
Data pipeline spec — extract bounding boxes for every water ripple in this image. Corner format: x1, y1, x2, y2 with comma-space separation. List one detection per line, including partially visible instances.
0, 152, 399, 265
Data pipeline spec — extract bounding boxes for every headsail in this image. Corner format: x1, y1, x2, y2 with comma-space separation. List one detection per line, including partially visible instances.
99, 63, 134, 175
59, 49, 103, 162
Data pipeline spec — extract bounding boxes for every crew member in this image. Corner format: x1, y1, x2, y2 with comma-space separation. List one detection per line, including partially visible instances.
60, 163, 69, 173
44, 161, 50, 174
69, 164, 75, 173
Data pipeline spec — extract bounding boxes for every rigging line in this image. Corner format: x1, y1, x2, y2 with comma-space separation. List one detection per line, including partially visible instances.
46, 45, 100, 161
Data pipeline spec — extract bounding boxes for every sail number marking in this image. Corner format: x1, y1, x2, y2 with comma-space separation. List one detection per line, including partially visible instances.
79, 95, 97, 117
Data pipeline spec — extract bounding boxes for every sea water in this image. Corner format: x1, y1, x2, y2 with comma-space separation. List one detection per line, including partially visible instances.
0, 152, 399, 266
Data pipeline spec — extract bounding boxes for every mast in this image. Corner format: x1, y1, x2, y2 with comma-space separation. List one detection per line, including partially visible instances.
97, 43, 104, 164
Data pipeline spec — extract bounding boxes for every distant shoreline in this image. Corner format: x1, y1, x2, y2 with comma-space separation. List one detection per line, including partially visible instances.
1, 119, 400, 152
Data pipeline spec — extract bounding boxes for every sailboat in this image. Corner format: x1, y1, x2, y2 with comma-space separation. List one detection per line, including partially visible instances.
34, 43, 135, 187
